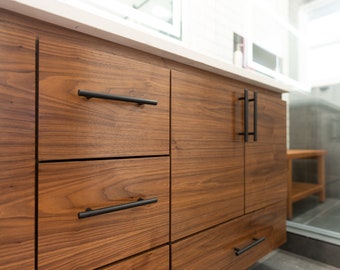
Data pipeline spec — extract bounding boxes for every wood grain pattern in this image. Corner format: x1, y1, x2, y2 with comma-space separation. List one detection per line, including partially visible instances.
245, 91, 287, 213
38, 157, 169, 269
172, 201, 286, 270
171, 70, 244, 240
101, 245, 169, 269
38, 34, 169, 161
0, 16, 35, 269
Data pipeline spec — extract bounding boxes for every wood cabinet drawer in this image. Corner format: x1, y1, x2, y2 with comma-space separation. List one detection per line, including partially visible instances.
172, 201, 286, 270
101, 245, 169, 269
38, 157, 169, 269
39, 36, 169, 161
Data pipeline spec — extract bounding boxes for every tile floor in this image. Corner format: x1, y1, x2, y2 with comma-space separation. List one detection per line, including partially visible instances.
292, 197, 340, 233
249, 249, 339, 270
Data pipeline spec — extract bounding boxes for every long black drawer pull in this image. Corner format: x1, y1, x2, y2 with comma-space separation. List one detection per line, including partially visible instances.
238, 89, 257, 142
78, 197, 158, 219
248, 92, 257, 141
78, 89, 158, 105
238, 89, 249, 142
234, 237, 265, 256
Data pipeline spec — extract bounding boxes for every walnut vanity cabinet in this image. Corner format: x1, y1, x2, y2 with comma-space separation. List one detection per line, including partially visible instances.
0, 9, 288, 270
0, 19, 35, 269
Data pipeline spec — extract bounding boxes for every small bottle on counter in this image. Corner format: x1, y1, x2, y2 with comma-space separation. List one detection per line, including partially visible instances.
233, 44, 243, 68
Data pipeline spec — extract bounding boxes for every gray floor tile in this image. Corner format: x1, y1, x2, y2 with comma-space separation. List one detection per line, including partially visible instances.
292, 197, 340, 233
308, 216, 340, 233
249, 249, 339, 270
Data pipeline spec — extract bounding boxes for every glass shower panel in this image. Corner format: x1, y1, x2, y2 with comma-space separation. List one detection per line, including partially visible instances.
288, 88, 340, 241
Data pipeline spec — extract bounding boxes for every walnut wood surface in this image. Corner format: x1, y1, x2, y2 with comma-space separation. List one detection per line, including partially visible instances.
245, 91, 287, 213
172, 201, 286, 270
171, 70, 245, 240
101, 245, 169, 269
38, 34, 169, 161
38, 157, 169, 269
0, 17, 35, 269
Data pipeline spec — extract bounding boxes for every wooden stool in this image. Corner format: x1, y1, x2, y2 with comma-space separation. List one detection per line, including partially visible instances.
287, 149, 326, 220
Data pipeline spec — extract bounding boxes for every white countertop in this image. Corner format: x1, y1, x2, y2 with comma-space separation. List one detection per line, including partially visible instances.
1, 0, 292, 93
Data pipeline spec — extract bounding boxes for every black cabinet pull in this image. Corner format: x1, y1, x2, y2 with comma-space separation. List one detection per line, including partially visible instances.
234, 237, 265, 256
78, 89, 158, 105
238, 89, 257, 142
248, 92, 257, 141
238, 89, 249, 142
78, 197, 158, 219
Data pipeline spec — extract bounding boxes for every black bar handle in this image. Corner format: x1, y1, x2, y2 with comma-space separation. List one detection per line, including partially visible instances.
78, 197, 158, 219
253, 92, 257, 141
78, 89, 158, 105
248, 92, 258, 141
234, 237, 265, 256
238, 89, 249, 142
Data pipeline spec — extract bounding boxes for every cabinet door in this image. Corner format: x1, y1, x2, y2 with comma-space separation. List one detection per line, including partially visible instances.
0, 16, 35, 269
245, 91, 287, 213
171, 70, 244, 240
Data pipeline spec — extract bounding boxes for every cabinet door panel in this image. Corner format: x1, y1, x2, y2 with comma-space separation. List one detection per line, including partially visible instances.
245, 92, 287, 213
39, 35, 169, 161
38, 157, 169, 269
171, 70, 244, 240
172, 201, 286, 270
0, 17, 35, 269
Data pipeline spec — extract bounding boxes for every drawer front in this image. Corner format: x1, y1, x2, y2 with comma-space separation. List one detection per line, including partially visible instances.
38, 157, 169, 269
172, 201, 286, 270
39, 36, 169, 161
101, 245, 169, 269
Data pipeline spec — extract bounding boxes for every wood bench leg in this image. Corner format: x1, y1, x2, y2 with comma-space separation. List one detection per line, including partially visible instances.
318, 155, 326, 202
287, 160, 293, 220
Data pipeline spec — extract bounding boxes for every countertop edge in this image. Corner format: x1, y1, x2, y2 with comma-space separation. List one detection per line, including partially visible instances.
1, 0, 292, 93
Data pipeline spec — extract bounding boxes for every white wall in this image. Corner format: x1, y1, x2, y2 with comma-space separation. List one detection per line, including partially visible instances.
181, 0, 249, 64
181, 0, 290, 68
